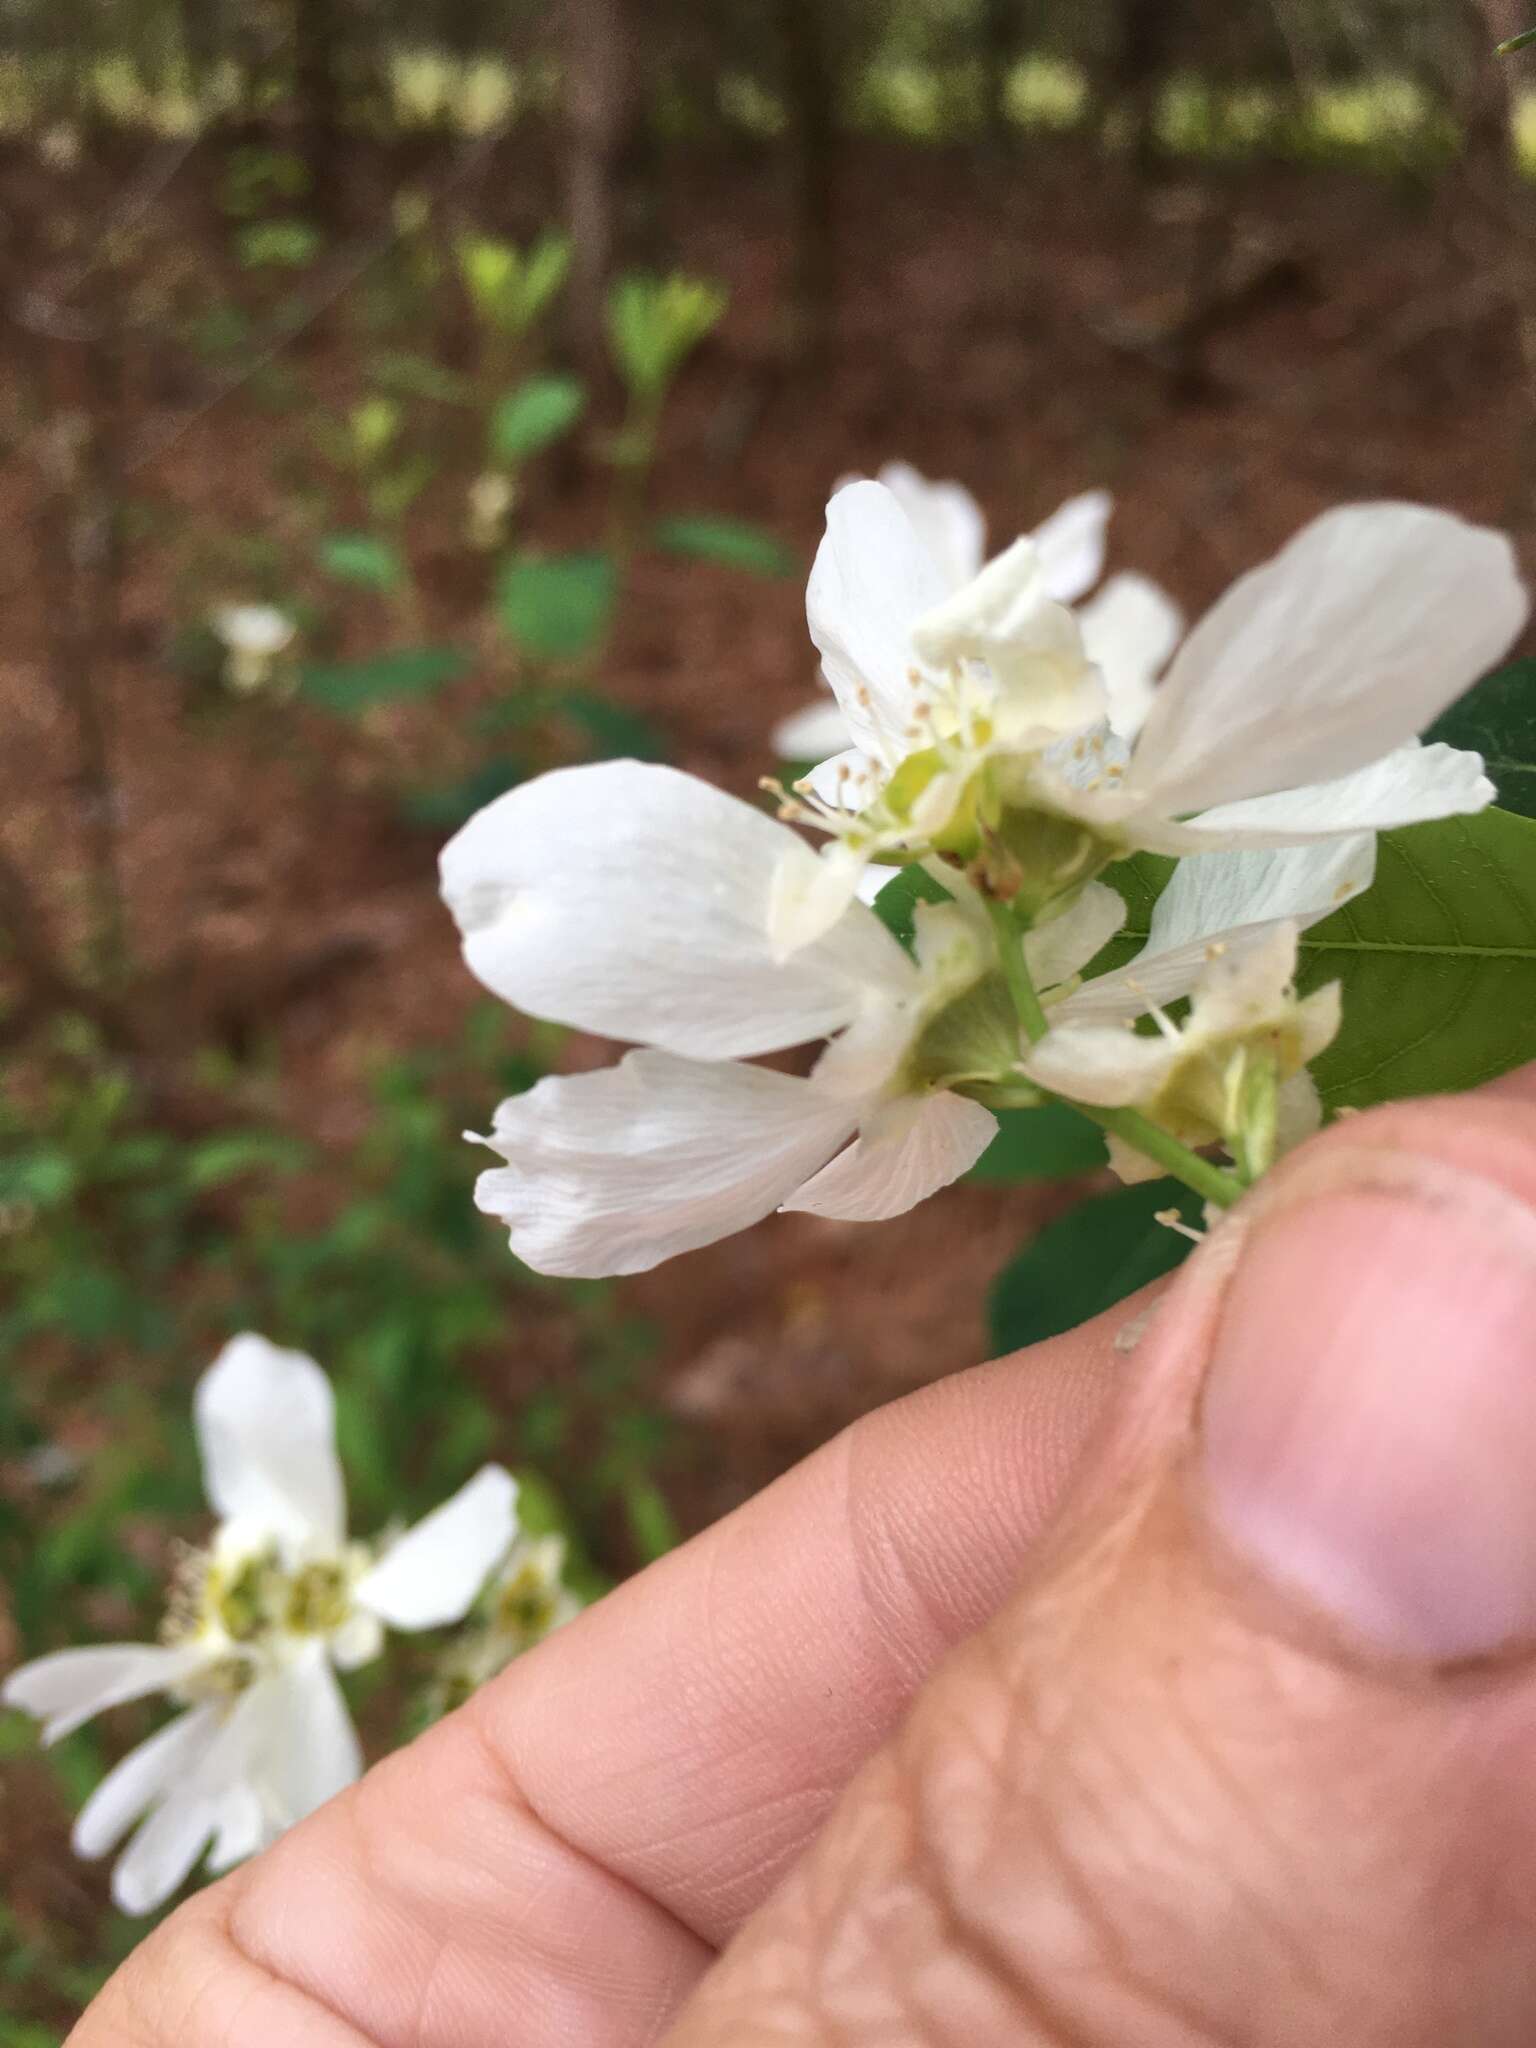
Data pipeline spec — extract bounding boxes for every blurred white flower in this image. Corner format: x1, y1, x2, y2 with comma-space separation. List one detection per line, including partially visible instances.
210, 603, 297, 696
773, 466, 1167, 763
466, 470, 517, 550
432, 1534, 584, 1712
2, 1335, 516, 1914
773, 493, 1520, 954
440, 759, 1129, 1276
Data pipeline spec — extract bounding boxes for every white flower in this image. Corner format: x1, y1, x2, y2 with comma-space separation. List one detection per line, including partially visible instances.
771, 466, 1164, 762
433, 1534, 584, 1711
769, 478, 1187, 948
488, 1533, 582, 1646
775, 495, 1521, 954
1020, 503, 1522, 856
1017, 834, 1377, 1184
467, 470, 517, 550
1026, 922, 1341, 1183
2, 1335, 516, 1914
440, 759, 1130, 1276
210, 603, 296, 695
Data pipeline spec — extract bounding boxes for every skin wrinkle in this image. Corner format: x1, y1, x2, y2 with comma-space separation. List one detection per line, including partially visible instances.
839, 1426, 965, 1701
457, 1699, 714, 2020
117, 1884, 380, 2048
231, 1708, 711, 2048
887, 1743, 1099, 2048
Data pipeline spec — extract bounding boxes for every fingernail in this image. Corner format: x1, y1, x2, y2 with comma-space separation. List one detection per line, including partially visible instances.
1201, 1178, 1536, 1660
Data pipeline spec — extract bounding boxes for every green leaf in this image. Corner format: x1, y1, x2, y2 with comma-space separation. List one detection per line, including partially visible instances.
552, 689, 666, 761
370, 350, 474, 406
316, 532, 404, 591
235, 218, 322, 269
871, 865, 955, 954
473, 687, 666, 762
300, 646, 469, 715
497, 553, 615, 661
402, 756, 525, 830
1299, 809, 1536, 1109
185, 1131, 311, 1191
654, 515, 794, 577
620, 1474, 680, 1563
969, 1102, 1108, 1183
1424, 660, 1536, 820
489, 374, 585, 462
606, 273, 726, 399
988, 1182, 1200, 1353
0, 1147, 77, 1208
1106, 813, 1536, 1112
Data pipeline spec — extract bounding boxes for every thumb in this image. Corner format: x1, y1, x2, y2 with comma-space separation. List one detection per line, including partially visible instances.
663, 1080, 1536, 2047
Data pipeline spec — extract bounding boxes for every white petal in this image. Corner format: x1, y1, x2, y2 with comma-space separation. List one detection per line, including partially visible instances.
1297, 979, 1343, 1066
196, 1334, 346, 1554
876, 461, 988, 590
1130, 504, 1527, 816
1030, 488, 1113, 605
1159, 743, 1494, 850
111, 1778, 222, 1915
3, 1643, 202, 1747
356, 1465, 518, 1631
856, 862, 902, 907
912, 539, 1104, 739
781, 1091, 997, 1221
772, 695, 853, 761
1025, 881, 1125, 991
213, 604, 294, 656
797, 747, 883, 814
1059, 838, 1376, 1028
259, 1647, 363, 1827
328, 1610, 385, 1672
1104, 1130, 1170, 1185
107, 1679, 282, 1914
1148, 835, 1376, 955
441, 760, 914, 1060
1186, 922, 1303, 1040
73, 1706, 221, 1860
807, 481, 951, 766
1057, 924, 1283, 1027
1023, 1022, 1182, 1107
206, 1786, 268, 1873
1077, 572, 1183, 740
767, 838, 873, 959
472, 1051, 859, 1277
1275, 1069, 1325, 1156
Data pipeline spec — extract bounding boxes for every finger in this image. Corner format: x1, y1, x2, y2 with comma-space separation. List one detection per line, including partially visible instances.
71, 1279, 1122, 2048
666, 1075, 1536, 2046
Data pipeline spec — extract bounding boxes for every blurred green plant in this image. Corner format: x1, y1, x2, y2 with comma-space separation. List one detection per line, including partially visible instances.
0, 1002, 691, 2027
456, 231, 572, 345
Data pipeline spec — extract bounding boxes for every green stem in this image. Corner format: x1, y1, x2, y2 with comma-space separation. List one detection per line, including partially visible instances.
984, 897, 1048, 1042
1069, 1104, 1244, 1210
986, 892, 1247, 1211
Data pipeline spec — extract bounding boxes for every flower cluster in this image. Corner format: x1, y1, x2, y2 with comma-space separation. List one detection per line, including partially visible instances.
442, 467, 1525, 1276
3, 1335, 518, 1914
426, 1533, 583, 1718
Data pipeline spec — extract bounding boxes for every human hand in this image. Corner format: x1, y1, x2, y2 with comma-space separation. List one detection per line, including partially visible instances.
71, 1069, 1536, 2045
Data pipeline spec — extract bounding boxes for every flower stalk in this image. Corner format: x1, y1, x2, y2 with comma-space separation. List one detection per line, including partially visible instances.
986, 890, 1247, 1211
